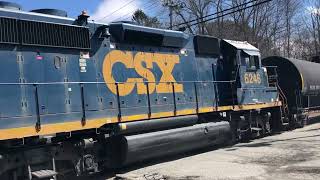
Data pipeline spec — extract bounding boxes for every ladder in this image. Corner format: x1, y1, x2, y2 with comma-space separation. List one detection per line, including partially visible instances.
266, 66, 290, 126
277, 84, 290, 126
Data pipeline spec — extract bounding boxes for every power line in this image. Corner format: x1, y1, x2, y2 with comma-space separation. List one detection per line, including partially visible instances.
154, 8, 167, 19
174, 0, 266, 28
186, 0, 272, 28
112, 0, 157, 21
113, 0, 159, 22
163, 0, 185, 29
187, 0, 272, 27
123, 3, 162, 21
97, 0, 137, 21
144, 1, 162, 16
174, 0, 259, 27
118, 2, 163, 20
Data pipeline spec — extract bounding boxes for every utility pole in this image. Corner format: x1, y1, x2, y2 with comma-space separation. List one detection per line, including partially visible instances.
163, 0, 185, 30
169, 4, 174, 30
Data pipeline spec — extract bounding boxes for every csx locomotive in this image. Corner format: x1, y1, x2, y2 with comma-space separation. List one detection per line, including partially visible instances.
0, 1, 318, 179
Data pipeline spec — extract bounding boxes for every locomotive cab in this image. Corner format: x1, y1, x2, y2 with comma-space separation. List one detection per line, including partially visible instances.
221, 40, 278, 105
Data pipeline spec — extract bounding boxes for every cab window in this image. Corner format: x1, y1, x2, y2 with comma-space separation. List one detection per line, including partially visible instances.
241, 52, 260, 70
249, 56, 260, 69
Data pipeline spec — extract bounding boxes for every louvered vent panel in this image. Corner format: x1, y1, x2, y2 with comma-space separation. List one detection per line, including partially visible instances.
19, 20, 90, 49
0, 17, 90, 49
0, 17, 19, 44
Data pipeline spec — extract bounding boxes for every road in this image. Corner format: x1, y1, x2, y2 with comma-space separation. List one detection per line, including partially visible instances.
102, 122, 320, 180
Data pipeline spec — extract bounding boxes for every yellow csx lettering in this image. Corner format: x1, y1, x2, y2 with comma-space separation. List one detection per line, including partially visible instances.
102, 50, 184, 96
244, 73, 261, 84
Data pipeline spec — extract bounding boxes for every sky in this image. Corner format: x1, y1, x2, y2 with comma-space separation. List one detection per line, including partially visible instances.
5, 0, 314, 24
4, 0, 160, 23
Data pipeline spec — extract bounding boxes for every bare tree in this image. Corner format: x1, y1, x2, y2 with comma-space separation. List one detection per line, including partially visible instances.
280, 0, 301, 57
141, 0, 319, 60
162, 0, 214, 34
310, 0, 320, 55
288, 0, 319, 60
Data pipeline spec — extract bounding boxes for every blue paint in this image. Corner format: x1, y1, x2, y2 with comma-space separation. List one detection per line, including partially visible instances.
0, 8, 278, 132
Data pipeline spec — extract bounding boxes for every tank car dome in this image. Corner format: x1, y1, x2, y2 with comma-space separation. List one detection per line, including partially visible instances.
30, 9, 68, 17
0, 1, 22, 10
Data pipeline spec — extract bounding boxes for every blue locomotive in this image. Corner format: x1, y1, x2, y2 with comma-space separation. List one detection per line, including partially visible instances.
0, 2, 315, 179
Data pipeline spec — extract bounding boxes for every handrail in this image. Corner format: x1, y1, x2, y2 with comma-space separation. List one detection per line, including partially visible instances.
264, 66, 278, 68
3, 65, 286, 131
0, 80, 236, 85
3, 80, 242, 130
276, 83, 289, 115
303, 106, 320, 111
265, 66, 290, 117
80, 83, 86, 125
231, 65, 241, 107
241, 87, 278, 90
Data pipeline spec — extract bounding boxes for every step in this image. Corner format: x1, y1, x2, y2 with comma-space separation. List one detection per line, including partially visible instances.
251, 127, 262, 131
282, 123, 289, 126
268, 75, 278, 79
32, 170, 57, 179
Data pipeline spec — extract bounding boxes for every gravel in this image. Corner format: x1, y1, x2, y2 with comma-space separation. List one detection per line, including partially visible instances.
108, 123, 320, 180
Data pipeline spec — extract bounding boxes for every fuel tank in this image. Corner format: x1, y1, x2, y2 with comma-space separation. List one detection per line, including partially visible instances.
108, 121, 231, 167
115, 115, 198, 135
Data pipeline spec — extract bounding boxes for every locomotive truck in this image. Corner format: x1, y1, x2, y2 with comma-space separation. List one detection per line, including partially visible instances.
0, 2, 318, 179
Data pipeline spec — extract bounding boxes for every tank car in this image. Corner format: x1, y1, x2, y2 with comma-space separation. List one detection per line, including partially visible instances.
0, 2, 285, 179
263, 56, 320, 127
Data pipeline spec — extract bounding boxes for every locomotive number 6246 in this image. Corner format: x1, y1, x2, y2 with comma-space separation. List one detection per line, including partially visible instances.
244, 72, 261, 84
